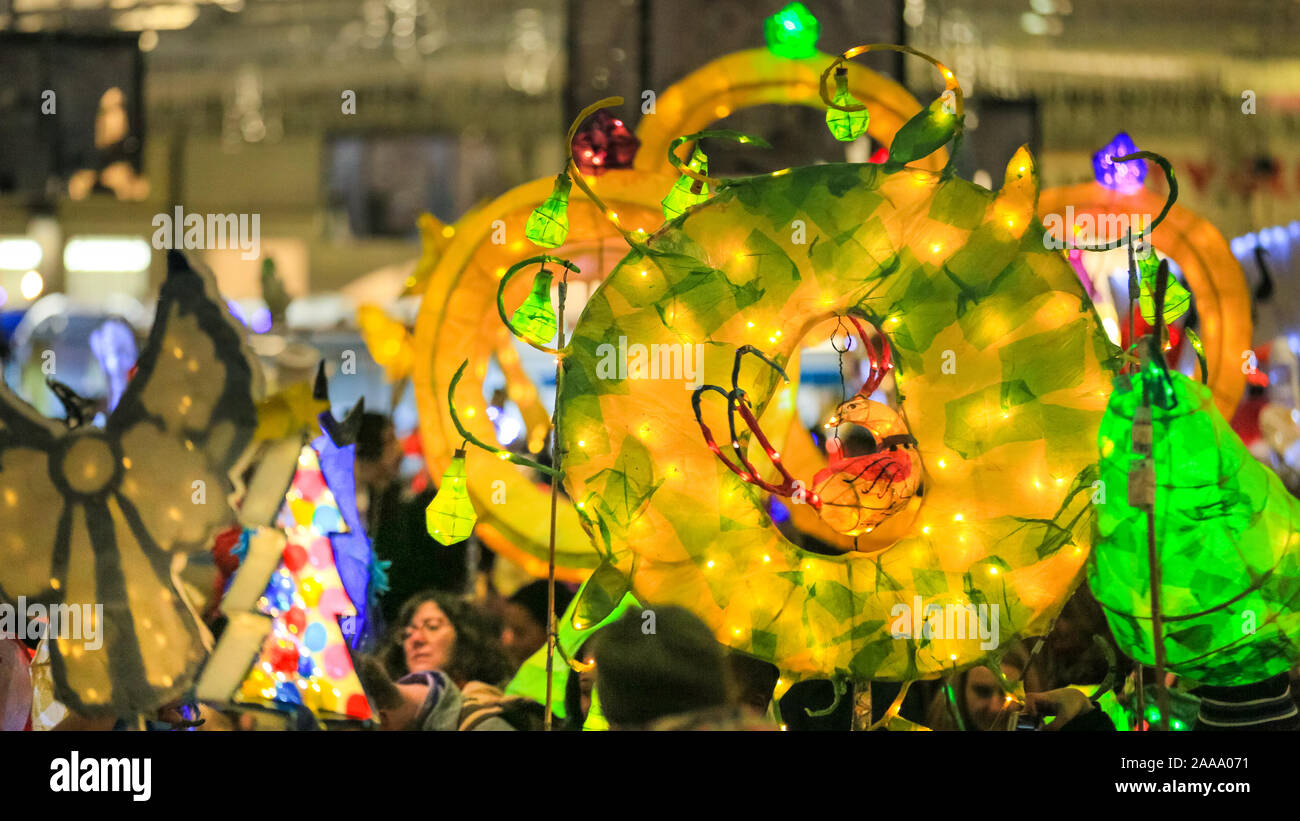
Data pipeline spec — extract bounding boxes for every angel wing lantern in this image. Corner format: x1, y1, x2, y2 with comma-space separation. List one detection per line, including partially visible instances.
0, 250, 259, 717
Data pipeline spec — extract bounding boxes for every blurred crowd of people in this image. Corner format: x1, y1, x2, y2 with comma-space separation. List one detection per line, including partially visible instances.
2, 410, 1296, 732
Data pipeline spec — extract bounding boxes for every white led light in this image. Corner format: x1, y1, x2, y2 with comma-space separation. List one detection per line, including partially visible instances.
0, 238, 42, 271
63, 237, 152, 274
20, 270, 44, 300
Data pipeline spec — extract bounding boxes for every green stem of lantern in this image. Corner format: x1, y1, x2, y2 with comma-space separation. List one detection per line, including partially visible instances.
819, 43, 964, 116
544, 266, 568, 732
1146, 506, 1173, 732
559, 96, 646, 249
446, 360, 562, 479
497, 255, 581, 355
1125, 235, 1139, 376
667, 129, 773, 188
1069, 152, 1179, 252
1089, 636, 1120, 702
1144, 262, 1173, 733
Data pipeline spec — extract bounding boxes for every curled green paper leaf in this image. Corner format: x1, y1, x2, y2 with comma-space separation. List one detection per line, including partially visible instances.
572, 560, 632, 630
804, 674, 848, 717
1137, 251, 1191, 325
1183, 327, 1208, 385
882, 93, 961, 173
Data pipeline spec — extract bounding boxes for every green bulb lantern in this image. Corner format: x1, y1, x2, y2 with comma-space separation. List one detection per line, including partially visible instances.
1089, 359, 1300, 686
661, 146, 710, 221
526, 172, 572, 248
764, 2, 819, 59
825, 67, 869, 142
426, 449, 477, 546
510, 267, 558, 346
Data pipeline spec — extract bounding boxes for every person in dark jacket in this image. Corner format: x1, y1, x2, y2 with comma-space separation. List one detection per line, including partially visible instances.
355, 414, 476, 623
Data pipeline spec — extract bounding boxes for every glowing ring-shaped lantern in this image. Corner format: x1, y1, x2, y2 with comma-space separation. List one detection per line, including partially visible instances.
635, 48, 946, 176
557, 148, 1118, 685
1038, 184, 1251, 418
413, 170, 670, 580
414, 47, 942, 580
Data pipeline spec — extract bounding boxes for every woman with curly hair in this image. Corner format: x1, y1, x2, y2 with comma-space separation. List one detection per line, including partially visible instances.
358, 591, 540, 730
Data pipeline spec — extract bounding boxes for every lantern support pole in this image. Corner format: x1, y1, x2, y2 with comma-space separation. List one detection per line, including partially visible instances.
544, 271, 568, 732
1143, 260, 1174, 732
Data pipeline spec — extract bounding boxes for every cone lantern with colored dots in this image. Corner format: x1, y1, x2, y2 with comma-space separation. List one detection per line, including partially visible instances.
510, 268, 559, 346
826, 67, 869, 142
662, 146, 710, 221
426, 449, 477, 546
525, 172, 572, 248
237, 442, 374, 722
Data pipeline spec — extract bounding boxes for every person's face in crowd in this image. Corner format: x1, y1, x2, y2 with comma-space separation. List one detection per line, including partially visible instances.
1047, 599, 1090, 657
964, 665, 1015, 731
578, 651, 597, 718
403, 600, 456, 674
500, 603, 547, 668
358, 423, 402, 488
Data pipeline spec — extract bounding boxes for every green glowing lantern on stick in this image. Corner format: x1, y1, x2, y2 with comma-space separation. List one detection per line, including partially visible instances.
525, 172, 572, 248
661, 146, 710, 221
510, 267, 558, 345
825, 67, 869, 142
426, 449, 477, 546
1089, 362, 1300, 686
764, 2, 819, 59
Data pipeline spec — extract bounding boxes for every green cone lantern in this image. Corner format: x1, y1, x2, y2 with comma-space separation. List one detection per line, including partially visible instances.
510, 267, 558, 345
1089, 366, 1300, 686
825, 68, 869, 142
662, 146, 709, 221
525, 172, 572, 248
426, 449, 477, 546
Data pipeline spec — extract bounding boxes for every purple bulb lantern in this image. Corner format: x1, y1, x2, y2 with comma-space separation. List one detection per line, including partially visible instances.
1093, 132, 1146, 193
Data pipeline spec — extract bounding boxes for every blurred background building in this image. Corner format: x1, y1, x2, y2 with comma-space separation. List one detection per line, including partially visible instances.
0, 0, 1298, 428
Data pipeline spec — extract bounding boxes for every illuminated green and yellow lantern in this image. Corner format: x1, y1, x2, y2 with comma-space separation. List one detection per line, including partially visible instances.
426, 449, 477, 546
825, 67, 869, 142
554, 43, 1120, 690
525, 172, 572, 248
1090, 365, 1300, 685
510, 268, 559, 346
661, 146, 710, 221
764, 2, 819, 59
413, 37, 947, 584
